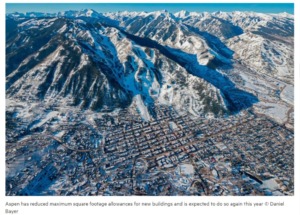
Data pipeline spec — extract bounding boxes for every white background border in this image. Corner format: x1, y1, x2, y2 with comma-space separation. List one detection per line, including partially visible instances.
1, 0, 299, 214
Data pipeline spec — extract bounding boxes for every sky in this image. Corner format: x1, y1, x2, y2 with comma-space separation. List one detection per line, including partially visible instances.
6, 3, 294, 14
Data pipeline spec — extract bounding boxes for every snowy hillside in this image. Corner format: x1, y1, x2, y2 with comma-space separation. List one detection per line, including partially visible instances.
6, 9, 293, 122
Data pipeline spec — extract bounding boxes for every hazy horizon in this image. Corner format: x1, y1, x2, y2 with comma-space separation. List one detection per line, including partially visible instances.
6, 3, 294, 15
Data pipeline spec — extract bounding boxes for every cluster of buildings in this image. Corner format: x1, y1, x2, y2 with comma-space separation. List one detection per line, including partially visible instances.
6, 105, 294, 196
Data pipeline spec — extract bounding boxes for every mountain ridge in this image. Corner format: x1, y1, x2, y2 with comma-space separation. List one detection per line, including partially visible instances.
6, 9, 293, 120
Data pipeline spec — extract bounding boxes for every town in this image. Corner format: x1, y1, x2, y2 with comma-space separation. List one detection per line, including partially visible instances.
6, 104, 294, 196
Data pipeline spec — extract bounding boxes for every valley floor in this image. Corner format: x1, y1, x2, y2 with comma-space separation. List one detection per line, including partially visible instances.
6, 103, 293, 196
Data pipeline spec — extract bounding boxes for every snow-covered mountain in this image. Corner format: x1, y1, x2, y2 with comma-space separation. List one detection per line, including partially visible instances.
176, 10, 294, 83
6, 9, 294, 120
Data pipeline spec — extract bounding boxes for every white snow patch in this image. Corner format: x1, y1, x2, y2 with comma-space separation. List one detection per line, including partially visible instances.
133, 95, 151, 121
178, 164, 194, 177
281, 85, 293, 105
31, 111, 58, 129
54, 131, 65, 138
260, 178, 280, 191
254, 102, 289, 124
58, 24, 67, 33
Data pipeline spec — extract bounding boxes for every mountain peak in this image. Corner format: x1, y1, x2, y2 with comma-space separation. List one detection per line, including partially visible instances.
174, 10, 190, 18
277, 12, 294, 18
81, 8, 98, 17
